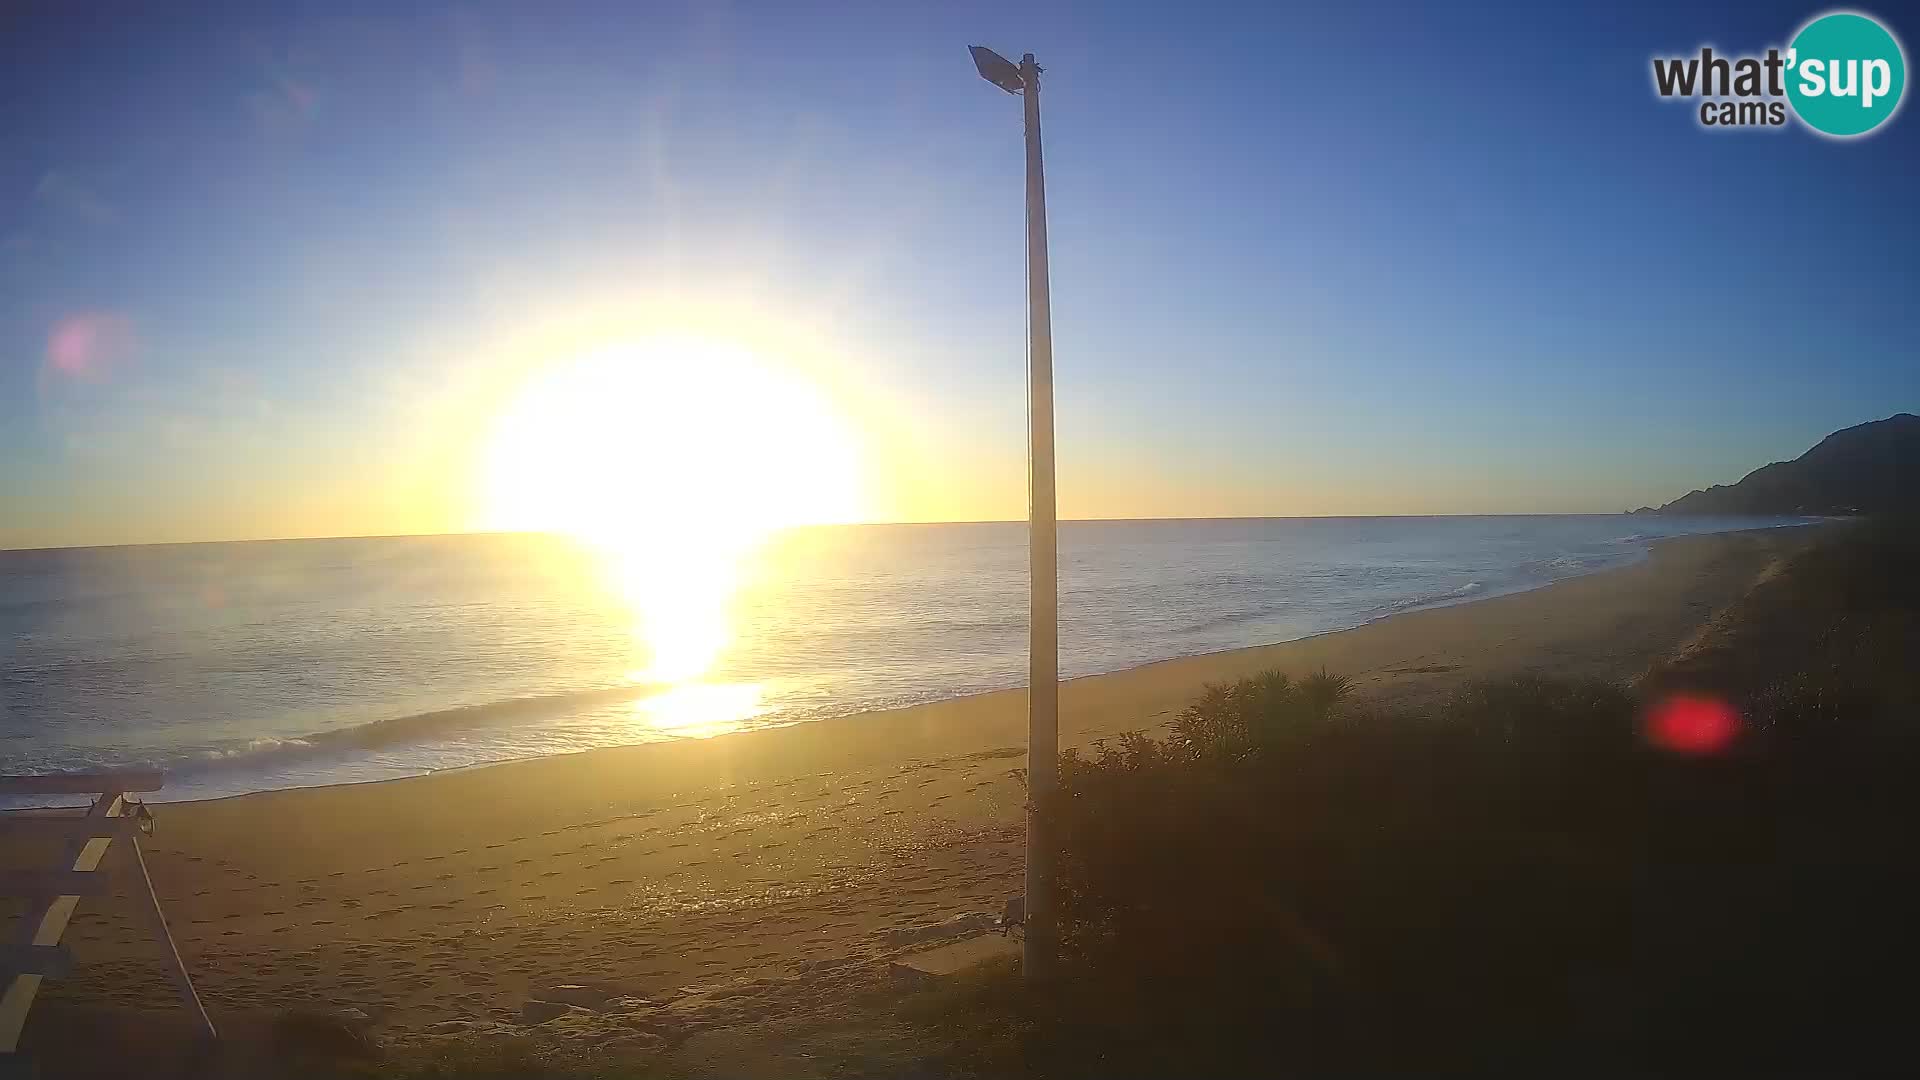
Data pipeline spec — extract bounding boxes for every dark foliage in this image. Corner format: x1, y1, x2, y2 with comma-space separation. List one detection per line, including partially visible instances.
270, 1008, 383, 1065
1024, 522, 1920, 1076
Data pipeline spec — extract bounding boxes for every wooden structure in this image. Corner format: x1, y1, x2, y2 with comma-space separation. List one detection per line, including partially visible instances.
1, 772, 214, 1059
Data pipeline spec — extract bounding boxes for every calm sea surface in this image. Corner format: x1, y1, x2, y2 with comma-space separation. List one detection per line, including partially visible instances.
1, 516, 1803, 802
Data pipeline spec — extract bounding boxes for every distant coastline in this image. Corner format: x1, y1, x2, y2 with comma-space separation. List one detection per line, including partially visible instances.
0, 508, 1830, 555
1632, 413, 1918, 517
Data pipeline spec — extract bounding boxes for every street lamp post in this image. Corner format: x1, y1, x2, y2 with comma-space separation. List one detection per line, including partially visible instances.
970, 45, 1058, 981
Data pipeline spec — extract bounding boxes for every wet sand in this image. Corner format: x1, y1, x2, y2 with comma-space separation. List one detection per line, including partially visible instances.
8, 526, 1814, 1043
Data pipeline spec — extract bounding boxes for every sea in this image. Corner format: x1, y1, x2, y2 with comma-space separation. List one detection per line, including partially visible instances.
1, 515, 1805, 803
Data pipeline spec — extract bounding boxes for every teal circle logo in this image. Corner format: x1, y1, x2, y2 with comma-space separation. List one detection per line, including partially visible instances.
1786, 12, 1907, 137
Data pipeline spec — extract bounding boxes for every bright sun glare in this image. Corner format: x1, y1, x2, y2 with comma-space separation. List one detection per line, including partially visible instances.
483, 336, 863, 720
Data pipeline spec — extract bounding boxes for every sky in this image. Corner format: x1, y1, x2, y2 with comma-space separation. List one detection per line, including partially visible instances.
3, 0, 1917, 549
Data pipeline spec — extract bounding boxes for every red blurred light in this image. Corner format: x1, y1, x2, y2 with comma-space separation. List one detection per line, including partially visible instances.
1645, 693, 1741, 754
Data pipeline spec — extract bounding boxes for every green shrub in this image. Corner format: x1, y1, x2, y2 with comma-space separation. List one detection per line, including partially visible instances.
1042, 647, 1920, 1073
1438, 672, 1634, 744
1169, 668, 1355, 758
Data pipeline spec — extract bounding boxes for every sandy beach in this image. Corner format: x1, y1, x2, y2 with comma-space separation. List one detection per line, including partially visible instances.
9, 526, 1814, 1050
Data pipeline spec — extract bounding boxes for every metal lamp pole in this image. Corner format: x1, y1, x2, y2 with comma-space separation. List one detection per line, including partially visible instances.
971, 45, 1058, 981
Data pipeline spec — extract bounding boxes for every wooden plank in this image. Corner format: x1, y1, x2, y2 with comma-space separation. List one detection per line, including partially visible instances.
0, 977, 39, 1057
1, 794, 125, 1054
0, 870, 113, 899
0, 771, 163, 795
0, 946, 72, 980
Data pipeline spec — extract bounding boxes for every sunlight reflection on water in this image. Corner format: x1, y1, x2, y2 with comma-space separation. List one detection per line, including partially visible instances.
632, 681, 766, 739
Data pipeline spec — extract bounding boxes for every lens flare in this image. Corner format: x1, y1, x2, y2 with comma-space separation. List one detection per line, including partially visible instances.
44, 312, 133, 383
1645, 693, 1741, 754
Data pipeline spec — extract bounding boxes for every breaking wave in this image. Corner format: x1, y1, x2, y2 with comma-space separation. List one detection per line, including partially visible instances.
167, 682, 664, 773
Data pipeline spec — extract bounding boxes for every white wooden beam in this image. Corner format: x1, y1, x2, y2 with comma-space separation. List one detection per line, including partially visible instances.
0, 792, 126, 1054
1, 781, 215, 1056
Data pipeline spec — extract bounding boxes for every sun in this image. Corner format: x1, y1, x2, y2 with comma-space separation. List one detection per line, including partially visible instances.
481, 335, 865, 683
483, 335, 865, 546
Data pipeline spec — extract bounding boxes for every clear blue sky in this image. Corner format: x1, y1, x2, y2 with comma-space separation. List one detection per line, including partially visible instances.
3, 0, 1916, 547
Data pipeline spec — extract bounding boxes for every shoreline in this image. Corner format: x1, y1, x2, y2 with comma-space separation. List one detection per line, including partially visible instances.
13, 524, 1820, 1036
36, 521, 1816, 810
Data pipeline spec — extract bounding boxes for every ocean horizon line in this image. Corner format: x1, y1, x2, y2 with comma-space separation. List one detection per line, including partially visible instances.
2, 511, 1695, 555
